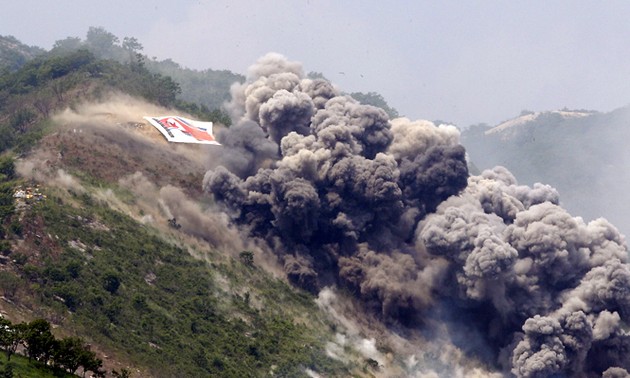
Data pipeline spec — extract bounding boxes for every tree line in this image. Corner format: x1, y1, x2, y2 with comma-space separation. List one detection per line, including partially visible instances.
0, 317, 104, 377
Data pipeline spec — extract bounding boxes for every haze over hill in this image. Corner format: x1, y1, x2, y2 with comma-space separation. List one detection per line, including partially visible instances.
462, 107, 630, 238
0, 31, 629, 377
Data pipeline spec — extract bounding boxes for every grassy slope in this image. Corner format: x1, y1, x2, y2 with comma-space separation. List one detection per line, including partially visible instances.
0, 352, 76, 378
0, 122, 354, 377
15, 191, 343, 377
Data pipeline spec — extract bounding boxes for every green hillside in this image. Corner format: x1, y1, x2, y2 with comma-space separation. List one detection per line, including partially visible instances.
0, 38, 366, 378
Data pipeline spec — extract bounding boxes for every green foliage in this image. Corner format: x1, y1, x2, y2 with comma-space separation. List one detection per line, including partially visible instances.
349, 91, 399, 119
0, 50, 99, 154
16, 192, 348, 377
239, 251, 254, 267
174, 100, 232, 126
2, 363, 12, 378
0, 272, 19, 299
8, 220, 22, 238
0, 156, 18, 244
0, 181, 14, 221
122, 37, 143, 66
0, 317, 101, 376
0, 319, 25, 361
9, 109, 35, 133
0, 30, 361, 377
102, 271, 121, 294
0, 45, 192, 155
50, 37, 83, 55
23, 319, 55, 363
147, 59, 243, 115
0, 156, 15, 181
85, 27, 119, 59
95, 58, 181, 107
0, 352, 75, 377
53, 337, 84, 374
0, 49, 96, 95
50, 27, 241, 120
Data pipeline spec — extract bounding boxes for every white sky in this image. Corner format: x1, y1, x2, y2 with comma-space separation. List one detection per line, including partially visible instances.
4, 0, 630, 127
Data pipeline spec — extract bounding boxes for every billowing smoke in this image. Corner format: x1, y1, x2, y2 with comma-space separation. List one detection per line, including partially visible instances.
208, 120, 278, 178
204, 53, 630, 376
417, 166, 630, 376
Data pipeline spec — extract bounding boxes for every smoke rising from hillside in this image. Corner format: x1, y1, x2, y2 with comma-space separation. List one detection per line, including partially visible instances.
28, 93, 279, 263
204, 53, 630, 376
52, 92, 163, 128
50, 92, 217, 168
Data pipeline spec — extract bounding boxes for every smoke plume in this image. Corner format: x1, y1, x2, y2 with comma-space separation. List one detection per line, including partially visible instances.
205, 53, 630, 376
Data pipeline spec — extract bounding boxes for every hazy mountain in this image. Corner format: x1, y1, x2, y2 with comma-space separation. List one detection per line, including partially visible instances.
0, 35, 45, 73
462, 106, 630, 237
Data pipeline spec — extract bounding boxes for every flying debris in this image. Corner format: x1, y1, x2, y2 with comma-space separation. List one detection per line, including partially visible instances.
143, 116, 220, 145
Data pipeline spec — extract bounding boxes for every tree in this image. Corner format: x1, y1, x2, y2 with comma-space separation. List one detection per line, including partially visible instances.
103, 271, 121, 294
51, 37, 84, 56
32, 89, 54, 117
9, 108, 35, 134
85, 27, 119, 58
78, 344, 103, 378
0, 181, 15, 220
23, 319, 56, 363
122, 37, 143, 66
53, 337, 84, 374
0, 319, 25, 361
349, 91, 399, 119
0, 156, 15, 181
150, 74, 181, 107
0, 272, 19, 299
239, 251, 254, 267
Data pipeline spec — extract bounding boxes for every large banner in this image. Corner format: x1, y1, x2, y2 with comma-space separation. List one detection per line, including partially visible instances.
143, 116, 220, 145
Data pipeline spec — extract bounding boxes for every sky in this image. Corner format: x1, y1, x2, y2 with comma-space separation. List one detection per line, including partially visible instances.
4, 0, 630, 127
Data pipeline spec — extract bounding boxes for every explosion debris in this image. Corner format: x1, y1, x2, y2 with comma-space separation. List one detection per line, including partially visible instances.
205, 53, 630, 376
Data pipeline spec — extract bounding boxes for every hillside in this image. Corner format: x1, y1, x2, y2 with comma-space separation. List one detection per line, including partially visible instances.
462, 107, 630, 237
0, 45, 372, 377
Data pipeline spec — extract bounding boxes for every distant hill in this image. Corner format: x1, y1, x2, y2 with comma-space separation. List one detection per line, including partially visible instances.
144, 58, 243, 114
462, 106, 630, 237
0, 35, 45, 73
